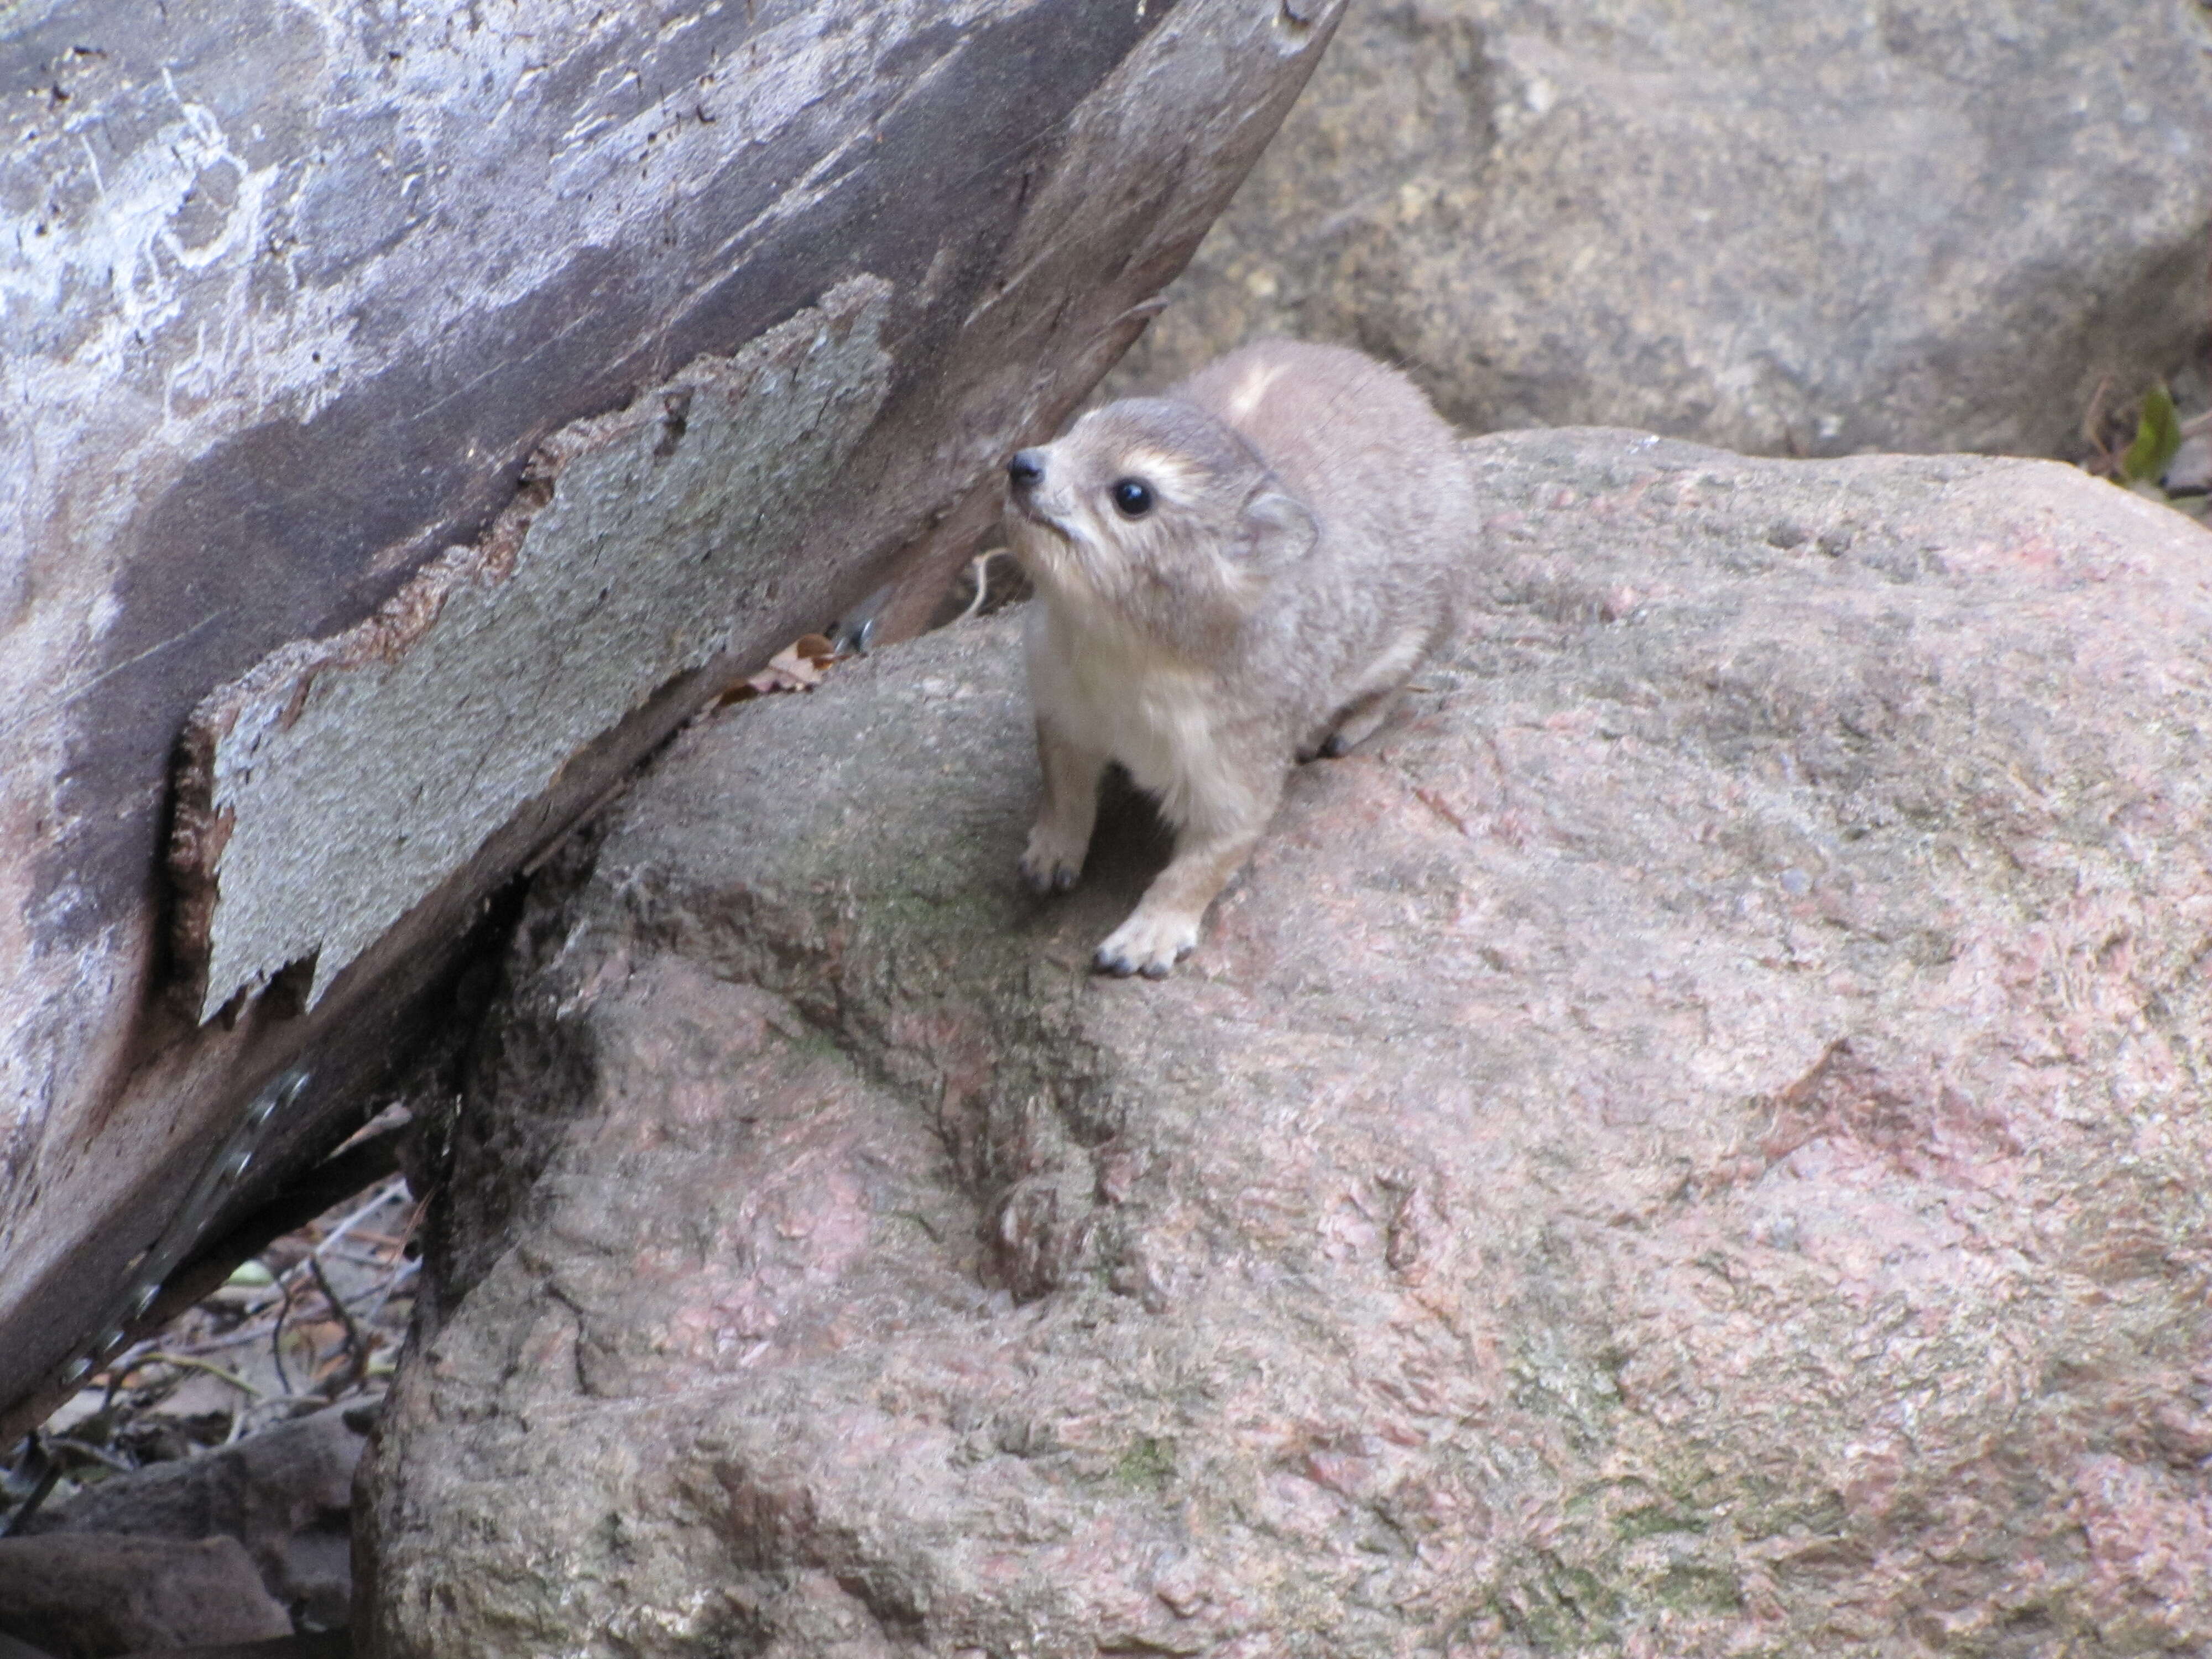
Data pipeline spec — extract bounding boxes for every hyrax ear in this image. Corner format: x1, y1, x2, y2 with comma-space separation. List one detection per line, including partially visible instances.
1242, 484, 1319, 565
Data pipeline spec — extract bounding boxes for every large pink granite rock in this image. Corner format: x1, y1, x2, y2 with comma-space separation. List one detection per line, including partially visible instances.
361, 432, 2212, 1655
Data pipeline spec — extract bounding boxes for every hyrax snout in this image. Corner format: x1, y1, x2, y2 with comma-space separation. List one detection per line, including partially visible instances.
1003, 337, 1474, 978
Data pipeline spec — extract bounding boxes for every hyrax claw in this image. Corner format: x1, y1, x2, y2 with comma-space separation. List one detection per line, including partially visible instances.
1092, 901, 1204, 978
1019, 855, 1081, 897
1020, 816, 1089, 897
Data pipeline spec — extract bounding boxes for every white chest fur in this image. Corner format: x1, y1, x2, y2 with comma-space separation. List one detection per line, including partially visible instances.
1025, 601, 1232, 828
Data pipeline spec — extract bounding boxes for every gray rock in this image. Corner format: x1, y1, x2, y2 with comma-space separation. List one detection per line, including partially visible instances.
0, 0, 1340, 1445
0, 1533, 292, 1657
1115, 0, 2212, 460
24, 1405, 369, 1631
362, 432, 2212, 1655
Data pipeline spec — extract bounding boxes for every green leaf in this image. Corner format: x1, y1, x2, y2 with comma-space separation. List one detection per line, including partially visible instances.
2121, 381, 2182, 484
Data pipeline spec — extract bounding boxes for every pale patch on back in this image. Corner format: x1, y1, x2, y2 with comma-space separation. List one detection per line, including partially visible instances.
1223, 362, 1285, 424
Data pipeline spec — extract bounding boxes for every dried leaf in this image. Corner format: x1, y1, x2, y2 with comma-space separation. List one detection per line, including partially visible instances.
716, 632, 846, 706
765, 644, 828, 687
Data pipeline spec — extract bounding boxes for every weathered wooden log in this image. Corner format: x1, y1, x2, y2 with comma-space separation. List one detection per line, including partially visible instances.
0, 0, 1340, 1439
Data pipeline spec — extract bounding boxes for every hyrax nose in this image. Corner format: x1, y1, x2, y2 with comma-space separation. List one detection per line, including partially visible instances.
1007, 448, 1045, 491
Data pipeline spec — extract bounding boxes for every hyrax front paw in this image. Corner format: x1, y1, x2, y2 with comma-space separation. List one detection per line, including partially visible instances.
1020, 822, 1086, 896
1093, 906, 1201, 979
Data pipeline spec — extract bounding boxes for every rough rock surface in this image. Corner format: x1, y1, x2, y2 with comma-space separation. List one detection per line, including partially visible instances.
364, 432, 2212, 1657
24, 1405, 369, 1631
1114, 0, 2212, 459
0, 0, 1338, 1443
0, 1533, 293, 1657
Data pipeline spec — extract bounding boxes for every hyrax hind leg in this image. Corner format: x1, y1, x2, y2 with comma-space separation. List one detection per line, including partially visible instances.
1094, 773, 1282, 978
1021, 719, 1106, 895
1314, 685, 1407, 758
1300, 619, 1439, 761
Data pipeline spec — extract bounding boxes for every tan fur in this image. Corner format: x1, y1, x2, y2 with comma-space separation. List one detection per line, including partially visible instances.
1003, 338, 1474, 977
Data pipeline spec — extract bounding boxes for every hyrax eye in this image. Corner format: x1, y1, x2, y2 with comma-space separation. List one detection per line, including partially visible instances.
1110, 478, 1153, 518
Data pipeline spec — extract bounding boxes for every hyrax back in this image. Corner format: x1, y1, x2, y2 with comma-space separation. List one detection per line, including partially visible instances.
1002, 338, 1473, 977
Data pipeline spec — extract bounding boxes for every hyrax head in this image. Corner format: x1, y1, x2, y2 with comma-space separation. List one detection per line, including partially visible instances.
1003, 396, 1317, 641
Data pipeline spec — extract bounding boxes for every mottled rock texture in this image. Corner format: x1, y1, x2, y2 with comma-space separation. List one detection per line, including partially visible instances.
0, 0, 1338, 1441
364, 431, 2212, 1656
1114, 0, 2212, 459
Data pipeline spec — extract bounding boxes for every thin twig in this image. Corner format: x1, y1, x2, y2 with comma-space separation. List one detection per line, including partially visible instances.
2080, 373, 2115, 470
955, 551, 997, 624
311, 1174, 414, 1259
163, 1319, 285, 1358
43, 1435, 135, 1474
270, 1274, 295, 1397
353, 1257, 422, 1328
0, 1436, 59, 1537
219, 1393, 337, 1445
307, 1256, 370, 1398
121, 1353, 266, 1397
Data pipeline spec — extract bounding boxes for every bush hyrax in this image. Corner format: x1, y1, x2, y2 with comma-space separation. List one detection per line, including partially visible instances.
1003, 338, 1473, 977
